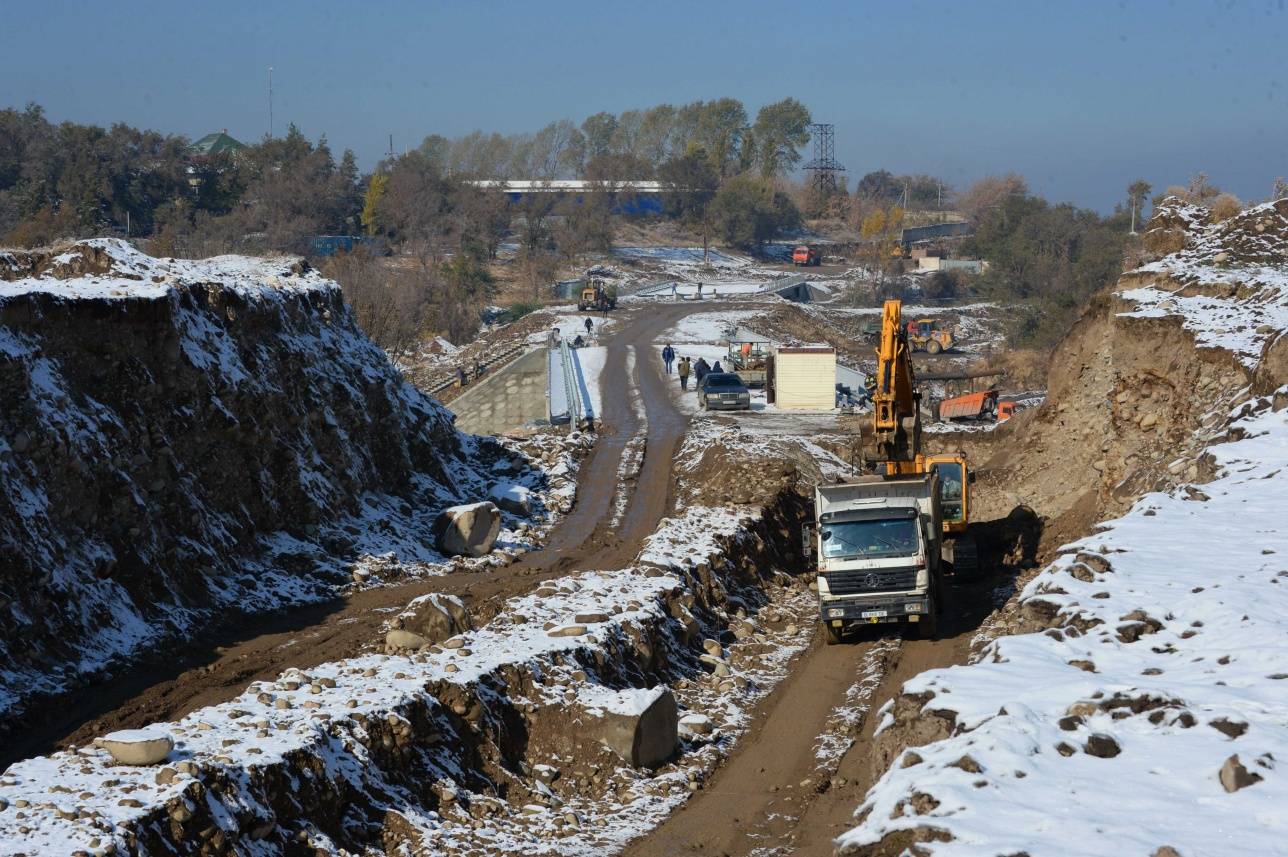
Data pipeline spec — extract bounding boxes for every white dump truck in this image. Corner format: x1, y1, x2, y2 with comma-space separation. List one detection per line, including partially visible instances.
805, 474, 945, 643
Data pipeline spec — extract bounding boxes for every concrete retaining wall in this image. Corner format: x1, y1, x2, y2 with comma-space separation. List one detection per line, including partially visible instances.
447, 347, 548, 435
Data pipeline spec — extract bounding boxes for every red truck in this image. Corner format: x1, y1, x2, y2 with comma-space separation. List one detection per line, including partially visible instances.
792, 245, 822, 267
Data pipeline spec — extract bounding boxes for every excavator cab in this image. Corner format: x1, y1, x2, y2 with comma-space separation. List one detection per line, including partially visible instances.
926, 452, 978, 576
925, 454, 970, 532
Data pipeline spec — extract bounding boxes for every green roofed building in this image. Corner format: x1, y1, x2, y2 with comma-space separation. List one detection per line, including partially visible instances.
190, 130, 246, 157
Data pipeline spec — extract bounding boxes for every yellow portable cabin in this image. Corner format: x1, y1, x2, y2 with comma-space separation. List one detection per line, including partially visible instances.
773, 345, 836, 411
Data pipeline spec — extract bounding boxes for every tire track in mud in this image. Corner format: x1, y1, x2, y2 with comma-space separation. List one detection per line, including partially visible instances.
14, 303, 704, 766
624, 569, 1008, 857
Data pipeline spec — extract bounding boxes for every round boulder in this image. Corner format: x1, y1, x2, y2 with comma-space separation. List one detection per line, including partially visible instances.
433, 502, 501, 558
99, 728, 174, 766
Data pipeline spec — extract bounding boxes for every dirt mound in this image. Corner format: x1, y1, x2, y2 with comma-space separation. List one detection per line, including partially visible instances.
0, 239, 535, 736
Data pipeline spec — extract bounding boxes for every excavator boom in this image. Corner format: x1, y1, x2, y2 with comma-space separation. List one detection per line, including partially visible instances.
871, 299, 922, 468
868, 298, 977, 573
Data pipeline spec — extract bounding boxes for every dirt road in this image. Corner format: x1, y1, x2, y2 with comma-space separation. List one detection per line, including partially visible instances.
9, 302, 700, 767
625, 568, 1006, 857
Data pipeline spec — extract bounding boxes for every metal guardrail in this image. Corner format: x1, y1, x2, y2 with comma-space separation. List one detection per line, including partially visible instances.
558, 339, 583, 427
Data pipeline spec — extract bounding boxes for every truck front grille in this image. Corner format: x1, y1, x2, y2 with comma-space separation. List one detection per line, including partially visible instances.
825, 567, 917, 595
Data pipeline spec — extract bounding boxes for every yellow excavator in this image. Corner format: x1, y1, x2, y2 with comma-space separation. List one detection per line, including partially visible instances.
871, 299, 978, 575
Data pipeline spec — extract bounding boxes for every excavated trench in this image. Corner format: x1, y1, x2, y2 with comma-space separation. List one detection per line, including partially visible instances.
37, 488, 816, 856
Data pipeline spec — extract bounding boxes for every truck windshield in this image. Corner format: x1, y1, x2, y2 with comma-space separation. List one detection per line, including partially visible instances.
820, 518, 917, 559
932, 462, 964, 523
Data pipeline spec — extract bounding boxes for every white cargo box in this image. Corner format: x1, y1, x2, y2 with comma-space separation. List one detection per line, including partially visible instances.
773, 345, 836, 411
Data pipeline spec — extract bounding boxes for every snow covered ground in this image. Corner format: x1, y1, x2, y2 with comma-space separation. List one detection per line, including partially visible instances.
572, 345, 606, 419
1119, 284, 1288, 368
532, 311, 616, 345
0, 503, 816, 857
840, 391, 1288, 856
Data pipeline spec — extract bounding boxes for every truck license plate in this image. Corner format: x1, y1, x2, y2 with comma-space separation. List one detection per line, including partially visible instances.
861, 610, 887, 619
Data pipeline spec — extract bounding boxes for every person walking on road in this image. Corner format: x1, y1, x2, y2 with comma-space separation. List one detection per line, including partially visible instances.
671, 282, 678, 300
696, 281, 704, 300
661, 343, 675, 374
678, 357, 691, 391
584, 316, 594, 338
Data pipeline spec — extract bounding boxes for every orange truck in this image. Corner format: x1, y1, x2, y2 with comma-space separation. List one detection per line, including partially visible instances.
792, 245, 822, 266
937, 389, 1017, 422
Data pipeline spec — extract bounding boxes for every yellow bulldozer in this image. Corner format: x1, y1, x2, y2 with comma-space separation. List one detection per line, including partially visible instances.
577, 279, 617, 312
907, 318, 954, 355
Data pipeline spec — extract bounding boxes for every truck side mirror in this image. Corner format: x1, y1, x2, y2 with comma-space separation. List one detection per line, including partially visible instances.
968, 470, 977, 484
800, 524, 816, 563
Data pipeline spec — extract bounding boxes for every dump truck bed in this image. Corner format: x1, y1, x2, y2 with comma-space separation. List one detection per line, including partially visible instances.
938, 389, 999, 421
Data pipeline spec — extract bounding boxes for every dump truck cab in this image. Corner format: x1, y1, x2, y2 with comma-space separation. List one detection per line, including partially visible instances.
808, 474, 944, 643
792, 245, 822, 266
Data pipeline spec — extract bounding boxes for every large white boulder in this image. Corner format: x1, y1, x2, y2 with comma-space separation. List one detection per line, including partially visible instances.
397, 593, 471, 644
590, 687, 678, 769
98, 727, 174, 765
488, 482, 532, 516
433, 501, 501, 557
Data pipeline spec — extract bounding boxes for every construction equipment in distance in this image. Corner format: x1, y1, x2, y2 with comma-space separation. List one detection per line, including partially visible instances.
937, 389, 1019, 422
726, 339, 769, 388
870, 299, 977, 576
577, 279, 617, 312
792, 245, 822, 266
907, 318, 954, 354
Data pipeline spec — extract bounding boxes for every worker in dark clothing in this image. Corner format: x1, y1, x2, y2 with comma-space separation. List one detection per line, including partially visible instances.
678, 357, 691, 391
572, 334, 585, 348
661, 343, 675, 374
473, 359, 484, 381
711, 360, 724, 374
695, 357, 711, 386
584, 317, 594, 337
457, 366, 468, 388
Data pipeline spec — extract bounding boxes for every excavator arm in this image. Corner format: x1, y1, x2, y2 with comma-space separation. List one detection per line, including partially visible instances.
871, 299, 922, 472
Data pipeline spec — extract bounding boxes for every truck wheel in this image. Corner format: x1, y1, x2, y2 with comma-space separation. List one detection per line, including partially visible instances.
918, 611, 938, 640
927, 340, 943, 355
824, 623, 844, 645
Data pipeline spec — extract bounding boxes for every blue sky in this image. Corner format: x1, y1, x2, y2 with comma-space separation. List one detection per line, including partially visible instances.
3, 0, 1285, 212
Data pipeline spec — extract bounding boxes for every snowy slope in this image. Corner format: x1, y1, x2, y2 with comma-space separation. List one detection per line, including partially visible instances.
839, 394, 1288, 856
838, 200, 1288, 856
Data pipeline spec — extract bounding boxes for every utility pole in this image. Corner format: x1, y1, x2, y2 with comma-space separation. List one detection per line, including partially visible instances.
268, 67, 274, 139
388, 134, 394, 159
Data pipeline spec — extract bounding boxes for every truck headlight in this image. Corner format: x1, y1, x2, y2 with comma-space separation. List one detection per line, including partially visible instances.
828, 608, 845, 618
905, 602, 923, 613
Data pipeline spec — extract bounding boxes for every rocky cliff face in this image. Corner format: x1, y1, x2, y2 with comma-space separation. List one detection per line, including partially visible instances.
974, 198, 1288, 542
0, 239, 521, 728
